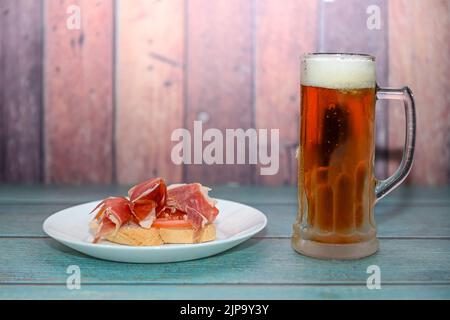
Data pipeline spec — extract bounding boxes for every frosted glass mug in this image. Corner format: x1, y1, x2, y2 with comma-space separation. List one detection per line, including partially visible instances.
292, 53, 416, 259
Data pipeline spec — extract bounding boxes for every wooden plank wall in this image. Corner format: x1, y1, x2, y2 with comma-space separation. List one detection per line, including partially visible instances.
255, 0, 317, 186
0, 0, 449, 186
45, 0, 114, 184
185, 0, 254, 185
388, 0, 450, 185
116, 0, 184, 185
0, 0, 43, 183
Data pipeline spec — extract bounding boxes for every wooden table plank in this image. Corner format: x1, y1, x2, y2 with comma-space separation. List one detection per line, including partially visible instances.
210, 186, 450, 206
0, 186, 448, 205
1, 238, 448, 284
0, 284, 448, 300
0, 185, 129, 204
0, 204, 69, 237
1, 186, 448, 299
0, 204, 448, 238
253, 205, 450, 239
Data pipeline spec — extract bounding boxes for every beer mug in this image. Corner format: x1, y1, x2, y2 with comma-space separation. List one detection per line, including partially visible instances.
292, 53, 416, 259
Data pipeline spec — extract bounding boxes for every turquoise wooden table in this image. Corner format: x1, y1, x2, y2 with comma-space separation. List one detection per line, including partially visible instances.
0, 185, 449, 299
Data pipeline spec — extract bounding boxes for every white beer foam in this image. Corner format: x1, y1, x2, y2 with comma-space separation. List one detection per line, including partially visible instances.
301, 54, 376, 89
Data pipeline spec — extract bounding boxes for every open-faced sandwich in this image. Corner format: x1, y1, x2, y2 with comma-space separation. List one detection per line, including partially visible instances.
90, 178, 219, 246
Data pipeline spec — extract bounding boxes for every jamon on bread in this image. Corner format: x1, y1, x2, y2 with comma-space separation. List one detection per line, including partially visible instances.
90, 178, 219, 246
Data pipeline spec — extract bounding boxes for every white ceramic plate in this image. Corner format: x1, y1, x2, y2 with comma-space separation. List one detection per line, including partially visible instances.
43, 199, 267, 263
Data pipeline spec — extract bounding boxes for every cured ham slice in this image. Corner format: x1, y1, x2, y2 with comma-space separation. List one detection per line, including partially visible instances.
130, 199, 157, 228
128, 177, 167, 228
166, 183, 219, 230
90, 178, 220, 245
93, 216, 116, 242
91, 197, 133, 243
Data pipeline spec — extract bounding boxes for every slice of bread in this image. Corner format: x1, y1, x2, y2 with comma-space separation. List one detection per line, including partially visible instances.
159, 223, 215, 244
97, 222, 216, 246
105, 223, 163, 246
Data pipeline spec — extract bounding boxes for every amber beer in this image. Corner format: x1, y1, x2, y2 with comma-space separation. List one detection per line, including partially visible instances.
297, 85, 376, 240
293, 53, 380, 259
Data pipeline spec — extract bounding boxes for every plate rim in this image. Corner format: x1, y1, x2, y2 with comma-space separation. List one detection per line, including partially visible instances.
43, 198, 267, 251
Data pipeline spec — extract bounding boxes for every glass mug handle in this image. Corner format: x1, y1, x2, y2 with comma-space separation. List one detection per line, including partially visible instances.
375, 86, 416, 202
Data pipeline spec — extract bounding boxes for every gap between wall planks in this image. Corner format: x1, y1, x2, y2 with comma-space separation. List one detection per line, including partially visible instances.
0, 0, 43, 183
319, 0, 390, 180
388, 0, 450, 186
185, 0, 254, 185
116, 0, 184, 185
254, 0, 318, 186
44, 0, 114, 184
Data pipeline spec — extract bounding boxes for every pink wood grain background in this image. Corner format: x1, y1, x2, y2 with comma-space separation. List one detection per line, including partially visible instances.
0, 0, 449, 186
388, 0, 450, 185
185, 0, 254, 185
0, 0, 42, 183
116, 0, 184, 185
255, 0, 317, 186
44, 0, 114, 184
